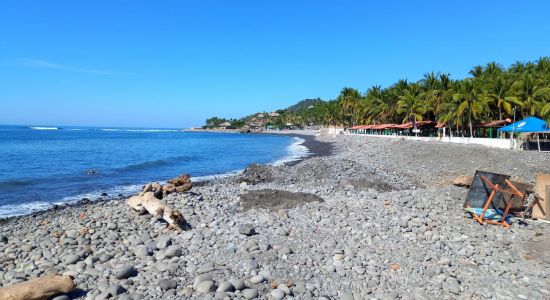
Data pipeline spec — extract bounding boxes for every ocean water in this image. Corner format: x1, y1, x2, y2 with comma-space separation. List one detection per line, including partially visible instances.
0, 125, 309, 218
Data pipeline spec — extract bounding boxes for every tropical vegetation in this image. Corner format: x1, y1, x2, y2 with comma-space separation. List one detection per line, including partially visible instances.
205, 58, 550, 135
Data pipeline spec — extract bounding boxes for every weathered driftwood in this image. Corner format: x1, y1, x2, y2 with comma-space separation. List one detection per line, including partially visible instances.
128, 192, 188, 230
139, 174, 192, 198
0, 275, 75, 300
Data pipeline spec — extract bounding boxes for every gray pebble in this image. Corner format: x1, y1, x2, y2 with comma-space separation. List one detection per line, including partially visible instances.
164, 245, 182, 258
242, 288, 259, 299
115, 265, 136, 279
156, 235, 172, 249
196, 280, 216, 294
106, 223, 118, 230
270, 289, 285, 300
238, 224, 256, 236
158, 279, 177, 291
230, 279, 245, 291
133, 245, 150, 258
63, 254, 81, 265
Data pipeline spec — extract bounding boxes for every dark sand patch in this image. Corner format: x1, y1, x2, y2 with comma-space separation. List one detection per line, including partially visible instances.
240, 189, 324, 211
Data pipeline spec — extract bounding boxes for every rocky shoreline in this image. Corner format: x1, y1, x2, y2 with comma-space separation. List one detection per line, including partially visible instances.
1, 134, 550, 299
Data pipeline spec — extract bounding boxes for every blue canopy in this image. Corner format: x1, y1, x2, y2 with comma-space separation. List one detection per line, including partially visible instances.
498, 116, 550, 133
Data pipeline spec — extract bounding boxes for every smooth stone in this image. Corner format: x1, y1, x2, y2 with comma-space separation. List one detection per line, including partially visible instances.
270, 289, 285, 300
249, 275, 265, 284
63, 254, 81, 265
133, 245, 150, 258
164, 245, 182, 258
277, 284, 291, 295
117, 294, 133, 300
242, 288, 259, 299
238, 224, 256, 236
194, 274, 214, 289
230, 279, 245, 291
158, 279, 178, 291
106, 223, 118, 230
109, 284, 124, 296
156, 236, 172, 250
115, 265, 136, 279
217, 281, 235, 292
196, 280, 216, 294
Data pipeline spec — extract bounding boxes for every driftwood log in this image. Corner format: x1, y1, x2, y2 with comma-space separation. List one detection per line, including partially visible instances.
128, 174, 192, 230
0, 275, 75, 300
128, 192, 188, 230
139, 174, 192, 198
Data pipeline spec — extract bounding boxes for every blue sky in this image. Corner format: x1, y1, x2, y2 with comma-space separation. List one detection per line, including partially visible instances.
1, 1, 549, 128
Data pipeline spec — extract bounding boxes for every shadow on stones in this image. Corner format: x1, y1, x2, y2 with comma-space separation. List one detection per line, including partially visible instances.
68, 288, 88, 298
346, 179, 396, 192
239, 189, 324, 211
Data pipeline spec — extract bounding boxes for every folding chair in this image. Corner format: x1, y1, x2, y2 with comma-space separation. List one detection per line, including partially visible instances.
467, 175, 526, 228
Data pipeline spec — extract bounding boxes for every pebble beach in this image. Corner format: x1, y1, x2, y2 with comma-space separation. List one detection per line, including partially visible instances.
1, 132, 550, 299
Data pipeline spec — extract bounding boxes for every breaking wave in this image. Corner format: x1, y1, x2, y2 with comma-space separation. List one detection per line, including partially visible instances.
29, 126, 58, 130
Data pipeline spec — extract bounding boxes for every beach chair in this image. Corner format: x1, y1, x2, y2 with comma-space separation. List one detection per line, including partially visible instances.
466, 175, 526, 228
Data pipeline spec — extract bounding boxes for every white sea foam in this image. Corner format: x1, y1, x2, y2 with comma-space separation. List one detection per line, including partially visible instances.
194, 137, 311, 181
0, 201, 53, 218
29, 126, 58, 130
193, 169, 245, 182
57, 184, 143, 205
99, 128, 179, 132
271, 137, 311, 166
0, 136, 311, 218
0, 184, 143, 219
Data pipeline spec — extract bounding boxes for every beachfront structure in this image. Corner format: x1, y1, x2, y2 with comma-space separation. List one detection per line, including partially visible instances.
499, 116, 550, 151
219, 121, 231, 129
347, 119, 513, 139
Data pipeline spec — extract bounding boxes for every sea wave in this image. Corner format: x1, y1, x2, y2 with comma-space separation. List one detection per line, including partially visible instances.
57, 183, 143, 204
271, 137, 311, 166
29, 126, 58, 130
193, 169, 245, 182
0, 135, 309, 219
0, 183, 143, 219
0, 201, 53, 218
99, 128, 179, 132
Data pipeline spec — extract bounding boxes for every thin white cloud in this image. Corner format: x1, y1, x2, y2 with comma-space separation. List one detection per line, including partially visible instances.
16, 58, 132, 76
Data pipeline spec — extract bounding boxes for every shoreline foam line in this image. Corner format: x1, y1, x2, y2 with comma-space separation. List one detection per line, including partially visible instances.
0, 136, 312, 219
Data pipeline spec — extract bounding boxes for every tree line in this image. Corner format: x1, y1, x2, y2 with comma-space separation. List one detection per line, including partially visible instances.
206, 58, 550, 136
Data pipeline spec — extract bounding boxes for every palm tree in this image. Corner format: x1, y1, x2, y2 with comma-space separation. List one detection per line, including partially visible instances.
397, 84, 428, 131
423, 73, 454, 121
338, 87, 362, 126
512, 74, 550, 117
485, 61, 503, 78
438, 94, 463, 137
485, 75, 520, 120
542, 102, 550, 121
454, 79, 489, 137
469, 65, 484, 79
